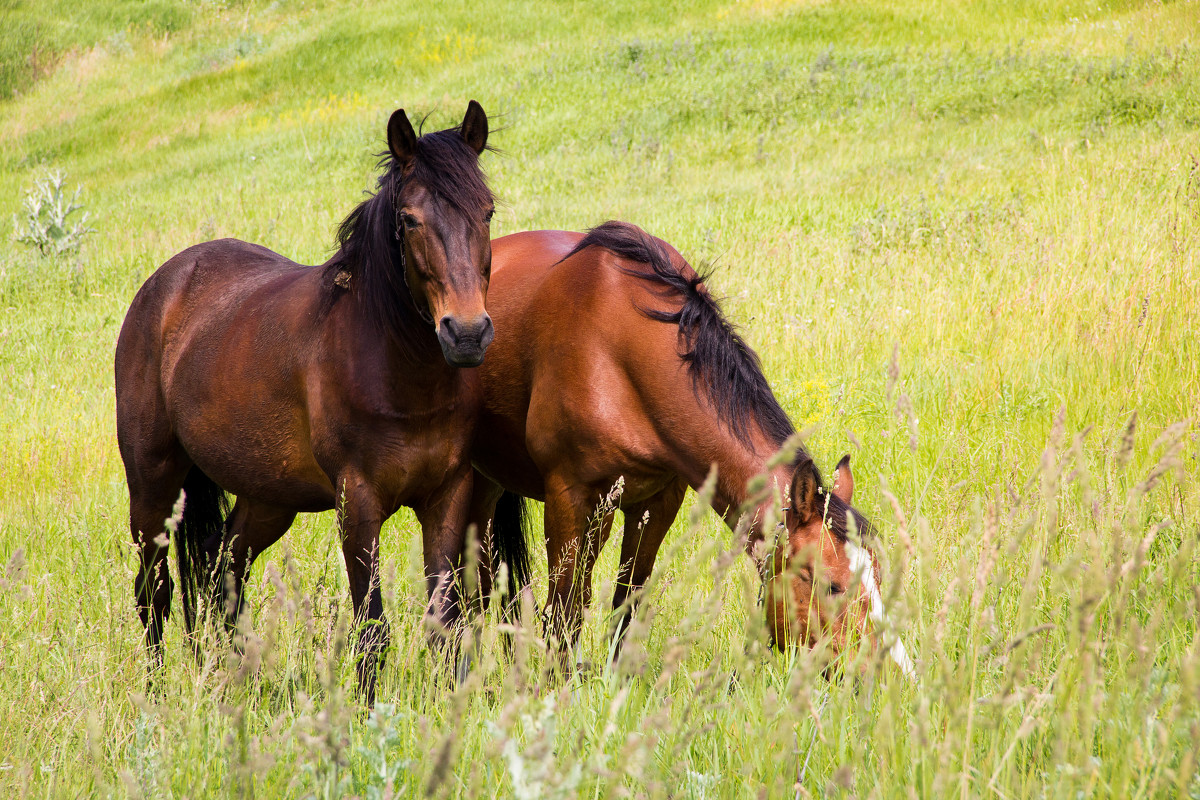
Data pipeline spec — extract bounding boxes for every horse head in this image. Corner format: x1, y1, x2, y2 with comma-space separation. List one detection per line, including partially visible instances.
387, 101, 495, 367
764, 454, 915, 679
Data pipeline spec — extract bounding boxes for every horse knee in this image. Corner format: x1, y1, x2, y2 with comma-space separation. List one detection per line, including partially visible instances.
216, 570, 246, 633
475, 563, 494, 610
425, 571, 463, 630
377, 615, 392, 651
360, 614, 392, 654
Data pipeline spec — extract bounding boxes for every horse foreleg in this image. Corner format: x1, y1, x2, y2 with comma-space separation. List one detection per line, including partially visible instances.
415, 467, 477, 680
610, 480, 686, 659
543, 477, 615, 673
217, 499, 297, 635
337, 479, 389, 707
464, 472, 505, 613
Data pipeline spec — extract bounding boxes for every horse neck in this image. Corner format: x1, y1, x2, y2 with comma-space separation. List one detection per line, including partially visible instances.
327, 281, 451, 390
711, 441, 794, 552
376, 320, 452, 389
664, 394, 792, 549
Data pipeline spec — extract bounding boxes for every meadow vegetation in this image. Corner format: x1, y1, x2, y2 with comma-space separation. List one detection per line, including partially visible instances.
0, 0, 1197, 796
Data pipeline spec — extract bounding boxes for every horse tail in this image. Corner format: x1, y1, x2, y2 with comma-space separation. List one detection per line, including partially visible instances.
176, 467, 230, 636
491, 490, 532, 621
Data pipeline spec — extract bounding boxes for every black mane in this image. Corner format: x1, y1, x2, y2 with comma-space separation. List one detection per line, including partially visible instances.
325, 125, 492, 358
563, 221, 796, 451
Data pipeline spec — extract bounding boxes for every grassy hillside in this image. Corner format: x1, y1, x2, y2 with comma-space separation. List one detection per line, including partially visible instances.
0, 0, 1197, 797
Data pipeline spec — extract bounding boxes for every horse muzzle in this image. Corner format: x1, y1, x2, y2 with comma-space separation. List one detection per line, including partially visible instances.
436, 312, 494, 367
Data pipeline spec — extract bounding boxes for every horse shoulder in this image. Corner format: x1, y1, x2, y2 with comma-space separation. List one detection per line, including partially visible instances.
524, 293, 671, 483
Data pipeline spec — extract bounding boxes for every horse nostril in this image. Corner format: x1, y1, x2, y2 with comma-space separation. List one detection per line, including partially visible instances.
438, 315, 461, 345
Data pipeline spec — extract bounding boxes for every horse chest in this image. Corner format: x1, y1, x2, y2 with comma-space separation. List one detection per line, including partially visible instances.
316, 406, 470, 490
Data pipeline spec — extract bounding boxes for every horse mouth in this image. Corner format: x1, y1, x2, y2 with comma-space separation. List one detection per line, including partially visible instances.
439, 341, 488, 368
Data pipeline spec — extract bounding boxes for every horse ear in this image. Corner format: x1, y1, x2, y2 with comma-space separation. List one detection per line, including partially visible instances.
789, 458, 821, 525
387, 108, 418, 168
460, 100, 488, 155
833, 454, 854, 503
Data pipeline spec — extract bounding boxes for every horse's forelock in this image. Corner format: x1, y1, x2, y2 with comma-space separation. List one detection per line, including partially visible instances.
405, 128, 493, 216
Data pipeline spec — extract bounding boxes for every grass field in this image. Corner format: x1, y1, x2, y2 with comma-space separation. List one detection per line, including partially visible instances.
1, 0, 1198, 796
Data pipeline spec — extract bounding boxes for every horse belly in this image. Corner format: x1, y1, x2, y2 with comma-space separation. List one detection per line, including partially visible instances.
170, 383, 335, 509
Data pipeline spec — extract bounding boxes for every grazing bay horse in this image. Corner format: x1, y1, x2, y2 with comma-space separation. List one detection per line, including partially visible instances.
116, 102, 495, 704
468, 222, 914, 676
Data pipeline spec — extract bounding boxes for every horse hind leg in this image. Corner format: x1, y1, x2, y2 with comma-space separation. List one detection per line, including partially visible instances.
118, 316, 198, 675
125, 450, 192, 674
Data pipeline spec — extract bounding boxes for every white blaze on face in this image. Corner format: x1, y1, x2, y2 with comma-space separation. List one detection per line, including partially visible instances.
845, 540, 916, 680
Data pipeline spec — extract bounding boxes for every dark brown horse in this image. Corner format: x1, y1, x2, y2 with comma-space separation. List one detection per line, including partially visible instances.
116, 102, 495, 704
468, 223, 913, 676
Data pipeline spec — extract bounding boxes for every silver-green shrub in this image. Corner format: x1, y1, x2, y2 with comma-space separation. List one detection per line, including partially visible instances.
11, 169, 94, 258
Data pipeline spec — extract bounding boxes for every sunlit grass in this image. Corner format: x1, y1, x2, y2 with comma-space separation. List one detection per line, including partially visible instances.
0, 0, 1196, 797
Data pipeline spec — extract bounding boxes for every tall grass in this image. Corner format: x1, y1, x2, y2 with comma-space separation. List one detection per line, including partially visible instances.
0, 0, 1196, 796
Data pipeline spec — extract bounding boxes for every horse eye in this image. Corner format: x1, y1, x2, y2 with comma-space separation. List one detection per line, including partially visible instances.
484, 209, 495, 224
828, 582, 846, 596
401, 213, 420, 229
